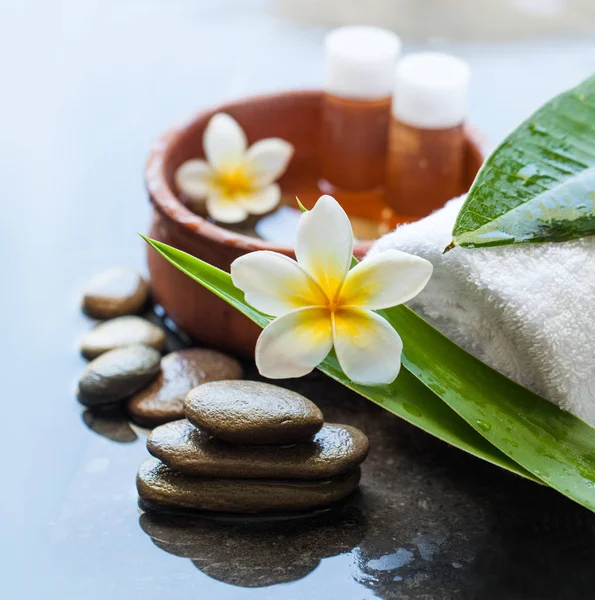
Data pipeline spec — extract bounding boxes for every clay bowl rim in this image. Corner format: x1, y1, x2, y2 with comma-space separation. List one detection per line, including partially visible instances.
145, 89, 486, 257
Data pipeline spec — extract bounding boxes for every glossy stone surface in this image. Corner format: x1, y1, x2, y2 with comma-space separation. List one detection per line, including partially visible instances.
185, 380, 324, 444
137, 456, 361, 513
127, 349, 243, 427
78, 344, 161, 405
82, 267, 149, 319
80, 316, 166, 359
148, 419, 369, 479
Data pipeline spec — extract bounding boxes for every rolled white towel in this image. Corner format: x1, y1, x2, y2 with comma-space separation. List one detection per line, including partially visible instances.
369, 196, 595, 424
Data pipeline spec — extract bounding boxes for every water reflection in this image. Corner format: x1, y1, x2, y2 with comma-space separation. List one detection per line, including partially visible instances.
353, 528, 458, 595
81, 407, 138, 443
139, 504, 366, 587
76, 312, 595, 598
145, 305, 193, 352
352, 486, 595, 599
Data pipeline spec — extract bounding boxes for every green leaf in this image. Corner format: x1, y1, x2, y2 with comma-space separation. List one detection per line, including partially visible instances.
141, 235, 535, 482
295, 197, 308, 213
143, 237, 595, 512
382, 304, 595, 511
453, 74, 595, 248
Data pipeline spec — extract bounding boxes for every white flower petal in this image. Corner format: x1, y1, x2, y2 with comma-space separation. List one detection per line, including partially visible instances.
246, 138, 294, 186
204, 113, 247, 171
206, 195, 248, 224
231, 251, 327, 317
341, 250, 433, 310
174, 159, 213, 200
295, 195, 354, 301
240, 184, 281, 215
333, 308, 402, 385
255, 307, 333, 379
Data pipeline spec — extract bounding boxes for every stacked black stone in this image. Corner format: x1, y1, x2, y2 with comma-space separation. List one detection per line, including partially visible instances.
136, 380, 369, 513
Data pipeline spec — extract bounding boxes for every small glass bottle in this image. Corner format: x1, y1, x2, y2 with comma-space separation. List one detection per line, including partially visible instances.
386, 52, 470, 217
320, 26, 401, 193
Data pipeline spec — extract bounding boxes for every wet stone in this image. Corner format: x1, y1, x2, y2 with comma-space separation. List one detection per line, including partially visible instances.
136, 456, 360, 514
148, 419, 369, 479
80, 316, 166, 359
184, 380, 324, 444
127, 349, 243, 428
82, 267, 149, 319
77, 344, 161, 406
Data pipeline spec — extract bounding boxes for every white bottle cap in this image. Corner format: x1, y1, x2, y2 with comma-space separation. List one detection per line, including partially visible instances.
392, 52, 470, 129
324, 26, 402, 100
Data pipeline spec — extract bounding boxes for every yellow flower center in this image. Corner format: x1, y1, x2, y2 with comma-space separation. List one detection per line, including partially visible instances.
326, 296, 341, 314
323, 276, 352, 315
212, 166, 254, 198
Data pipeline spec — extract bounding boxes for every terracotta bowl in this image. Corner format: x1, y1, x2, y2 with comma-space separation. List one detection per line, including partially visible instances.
146, 90, 485, 358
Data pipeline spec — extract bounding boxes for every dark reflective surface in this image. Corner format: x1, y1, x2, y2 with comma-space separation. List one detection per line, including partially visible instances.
139, 504, 367, 587
13, 350, 595, 600
82, 406, 139, 443
3, 1, 595, 598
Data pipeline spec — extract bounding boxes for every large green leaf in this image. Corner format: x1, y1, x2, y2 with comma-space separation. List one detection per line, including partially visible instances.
452, 73, 595, 248
143, 237, 595, 512
142, 236, 534, 482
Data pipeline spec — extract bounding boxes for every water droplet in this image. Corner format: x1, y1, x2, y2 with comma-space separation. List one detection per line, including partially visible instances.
577, 465, 595, 487
528, 123, 548, 135
476, 419, 491, 432
534, 470, 551, 479
403, 402, 423, 418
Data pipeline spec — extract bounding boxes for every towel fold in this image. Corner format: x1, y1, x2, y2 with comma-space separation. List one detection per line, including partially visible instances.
369, 196, 595, 425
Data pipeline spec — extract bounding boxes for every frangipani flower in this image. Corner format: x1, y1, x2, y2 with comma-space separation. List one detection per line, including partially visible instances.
231, 195, 433, 385
175, 113, 294, 224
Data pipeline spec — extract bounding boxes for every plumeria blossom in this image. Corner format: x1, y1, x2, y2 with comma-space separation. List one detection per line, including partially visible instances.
231, 195, 433, 385
175, 113, 294, 224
